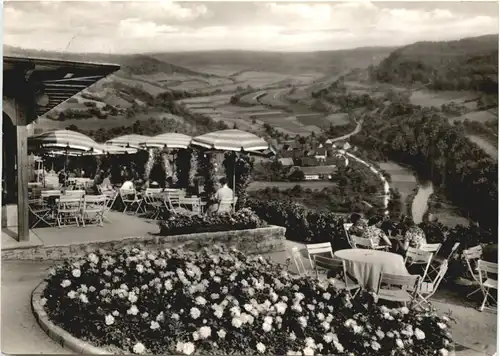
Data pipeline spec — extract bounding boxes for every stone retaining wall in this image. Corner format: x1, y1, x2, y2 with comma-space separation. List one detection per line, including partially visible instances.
2, 225, 286, 260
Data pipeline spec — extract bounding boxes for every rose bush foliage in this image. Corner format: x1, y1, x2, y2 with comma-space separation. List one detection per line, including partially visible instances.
247, 199, 496, 272
158, 208, 264, 236
42, 246, 453, 355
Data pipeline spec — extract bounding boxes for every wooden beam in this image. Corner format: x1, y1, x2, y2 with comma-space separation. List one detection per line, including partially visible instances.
16, 103, 30, 242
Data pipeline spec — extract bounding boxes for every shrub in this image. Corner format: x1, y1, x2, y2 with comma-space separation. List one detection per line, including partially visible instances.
41, 246, 454, 355
158, 208, 264, 236
246, 199, 350, 249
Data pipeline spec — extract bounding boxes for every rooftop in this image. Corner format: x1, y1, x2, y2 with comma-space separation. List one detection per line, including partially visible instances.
3, 56, 120, 117
300, 165, 338, 175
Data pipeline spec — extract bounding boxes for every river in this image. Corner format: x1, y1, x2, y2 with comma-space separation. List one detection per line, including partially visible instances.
377, 161, 434, 222
411, 181, 434, 224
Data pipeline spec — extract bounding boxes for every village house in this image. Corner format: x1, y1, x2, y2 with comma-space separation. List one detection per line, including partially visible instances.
314, 147, 327, 163
278, 157, 294, 166
300, 165, 338, 181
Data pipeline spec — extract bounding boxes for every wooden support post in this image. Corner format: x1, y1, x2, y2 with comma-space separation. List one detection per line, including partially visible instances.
15, 97, 30, 242
16, 124, 29, 241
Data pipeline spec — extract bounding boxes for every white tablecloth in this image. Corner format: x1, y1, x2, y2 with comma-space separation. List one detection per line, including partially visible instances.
335, 249, 409, 291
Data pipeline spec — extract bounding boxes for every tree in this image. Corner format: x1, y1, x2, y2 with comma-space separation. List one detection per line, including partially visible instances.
288, 169, 305, 182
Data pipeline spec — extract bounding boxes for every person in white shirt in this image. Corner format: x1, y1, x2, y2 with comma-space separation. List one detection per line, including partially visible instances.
120, 180, 135, 191
214, 177, 234, 213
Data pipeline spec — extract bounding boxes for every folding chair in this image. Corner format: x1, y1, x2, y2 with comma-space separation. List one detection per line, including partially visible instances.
343, 223, 356, 248
313, 255, 361, 297
81, 195, 107, 227
351, 235, 389, 251
405, 247, 433, 282
477, 260, 498, 312
429, 242, 460, 280
419, 243, 442, 256
305, 242, 334, 269
56, 196, 82, 228
232, 196, 238, 212
165, 191, 182, 210
41, 190, 61, 204
289, 247, 312, 277
64, 190, 85, 198
180, 197, 203, 215
217, 198, 234, 214
103, 189, 118, 210
463, 245, 484, 298
143, 188, 164, 219
414, 260, 449, 309
120, 189, 143, 214
41, 190, 62, 219
29, 198, 53, 228
376, 272, 420, 307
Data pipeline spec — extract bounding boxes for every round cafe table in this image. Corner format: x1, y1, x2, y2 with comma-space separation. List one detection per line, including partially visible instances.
334, 249, 409, 291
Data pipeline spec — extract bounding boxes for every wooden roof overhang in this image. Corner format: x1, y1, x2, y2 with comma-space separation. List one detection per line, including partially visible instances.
3, 56, 120, 121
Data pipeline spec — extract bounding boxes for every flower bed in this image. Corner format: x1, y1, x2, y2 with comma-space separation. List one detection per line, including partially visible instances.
158, 208, 264, 236
41, 246, 453, 355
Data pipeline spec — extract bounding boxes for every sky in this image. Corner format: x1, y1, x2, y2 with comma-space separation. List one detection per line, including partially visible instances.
3, 1, 499, 53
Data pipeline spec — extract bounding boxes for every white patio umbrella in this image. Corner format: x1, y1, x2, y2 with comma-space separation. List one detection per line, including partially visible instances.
29, 129, 104, 153
105, 134, 150, 149
140, 133, 192, 149
29, 130, 104, 172
191, 129, 275, 191
100, 145, 138, 155
191, 129, 271, 151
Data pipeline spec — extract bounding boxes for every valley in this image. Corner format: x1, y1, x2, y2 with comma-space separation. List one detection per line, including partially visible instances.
8, 34, 497, 229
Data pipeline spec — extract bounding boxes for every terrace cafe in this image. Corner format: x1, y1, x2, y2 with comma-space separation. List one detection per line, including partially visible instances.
2, 56, 120, 243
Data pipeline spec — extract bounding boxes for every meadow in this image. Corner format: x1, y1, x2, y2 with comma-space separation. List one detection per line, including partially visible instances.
247, 180, 338, 191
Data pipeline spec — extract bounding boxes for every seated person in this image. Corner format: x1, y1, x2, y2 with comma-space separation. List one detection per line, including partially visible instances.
165, 177, 174, 189
94, 170, 104, 185
100, 173, 113, 191
362, 216, 392, 248
58, 170, 67, 187
207, 178, 233, 214
348, 213, 368, 236
399, 224, 427, 252
215, 177, 234, 212
120, 178, 135, 191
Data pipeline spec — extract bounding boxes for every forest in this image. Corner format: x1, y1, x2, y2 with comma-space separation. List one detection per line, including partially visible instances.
350, 100, 498, 234
372, 34, 498, 95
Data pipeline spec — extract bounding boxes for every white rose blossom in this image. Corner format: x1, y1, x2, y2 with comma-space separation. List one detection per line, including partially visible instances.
132, 342, 146, 354
256, 342, 266, 353
199, 326, 211, 339
190, 307, 201, 319
105, 314, 115, 326
415, 328, 426, 340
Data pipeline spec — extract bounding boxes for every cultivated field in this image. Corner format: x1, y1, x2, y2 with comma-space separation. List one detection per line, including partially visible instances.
450, 110, 497, 124
466, 135, 498, 160
409, 90, 478, 107
324, 113, 350, 126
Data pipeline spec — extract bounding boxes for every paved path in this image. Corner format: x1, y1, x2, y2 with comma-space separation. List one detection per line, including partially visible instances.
1, 260, 69, 354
